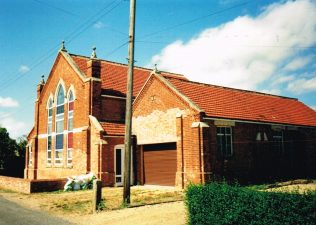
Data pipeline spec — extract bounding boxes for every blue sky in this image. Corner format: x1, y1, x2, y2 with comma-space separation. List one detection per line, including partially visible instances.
0, 0, 315, 138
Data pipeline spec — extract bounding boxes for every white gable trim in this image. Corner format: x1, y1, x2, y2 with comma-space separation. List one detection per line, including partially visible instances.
60, 51, 89, 82
89, 115, 104, 132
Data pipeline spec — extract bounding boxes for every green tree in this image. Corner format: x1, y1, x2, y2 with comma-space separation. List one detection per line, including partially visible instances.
16, 135, 27, 159
0, 127, 26, 177
0, 127, 17, 169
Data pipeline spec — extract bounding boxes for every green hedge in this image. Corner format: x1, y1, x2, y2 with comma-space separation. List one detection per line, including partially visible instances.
185, 183, 316, 225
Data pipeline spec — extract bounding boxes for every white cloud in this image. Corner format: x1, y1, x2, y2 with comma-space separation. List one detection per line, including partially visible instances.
287, 76, 316, 94
149, 0, 316, 92
271, 75, 295, 86
284, 56, 313, 71
0, 97, 19, 107
259, 89, 281, 96
93, 21, 105, 29
19, 65, 30, 73
0, 113, 29, 139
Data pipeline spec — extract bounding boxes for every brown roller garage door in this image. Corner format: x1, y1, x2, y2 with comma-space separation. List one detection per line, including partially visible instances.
143, 142, 177, 186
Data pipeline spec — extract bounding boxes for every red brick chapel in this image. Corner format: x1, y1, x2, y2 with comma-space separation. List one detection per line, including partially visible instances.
26, 44, 316, 188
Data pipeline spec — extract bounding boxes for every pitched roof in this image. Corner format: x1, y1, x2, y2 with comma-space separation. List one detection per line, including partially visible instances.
100, 121, 125, 136
70, 54, 187, 97
166, 77, 316, 127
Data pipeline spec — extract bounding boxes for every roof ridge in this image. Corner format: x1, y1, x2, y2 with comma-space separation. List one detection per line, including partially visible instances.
166, 77, 298, 101
68, 52, 186, 78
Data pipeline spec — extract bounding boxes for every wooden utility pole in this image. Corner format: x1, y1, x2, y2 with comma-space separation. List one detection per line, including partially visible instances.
123, 0, 136, 205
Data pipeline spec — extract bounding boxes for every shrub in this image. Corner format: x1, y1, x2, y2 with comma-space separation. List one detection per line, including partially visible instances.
185, 182, 316, 225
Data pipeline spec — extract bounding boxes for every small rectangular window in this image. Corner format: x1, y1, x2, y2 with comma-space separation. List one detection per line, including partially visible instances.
272, 131, 283, 155
67, 149, 72, 165
48, 136, 52, 150
48, 108, 53, 117
68, 132, 73, 149
56, 120, 64, 133
68, 102, 74, 111
68, 118, 73, 131
217, 127, 233, 158
55, 149, 62, 164
29, 146, 32, 165
57, 105, 64, 114
47, 150, 52, 164
56, 134, 63, 150
48, 124, 52, 136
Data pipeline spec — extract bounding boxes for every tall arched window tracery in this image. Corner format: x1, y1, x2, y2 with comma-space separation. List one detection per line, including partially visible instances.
67, 90, 74, 165
47, 97, 53, 164
55, 84, 65, 164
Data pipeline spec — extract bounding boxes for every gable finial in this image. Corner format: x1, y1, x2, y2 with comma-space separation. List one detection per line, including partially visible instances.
91, 46, 97, 59
153, 64, 160, 74
60, 40, 67, 52
40, 75, 45, 85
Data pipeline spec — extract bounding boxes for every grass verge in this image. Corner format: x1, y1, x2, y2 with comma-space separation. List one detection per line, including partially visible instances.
0, 186, 183, 215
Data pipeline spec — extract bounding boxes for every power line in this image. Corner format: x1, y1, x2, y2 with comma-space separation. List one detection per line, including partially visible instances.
0, 51, 58, 93
106, 40, 129, 57
63, 0, 125, 44
0, 0, 129, 122
0, 43, 61, 90
0, 0, 126, 93
2, 0, 249, 92
32, 0, 82, 18
138, 1, 250, 40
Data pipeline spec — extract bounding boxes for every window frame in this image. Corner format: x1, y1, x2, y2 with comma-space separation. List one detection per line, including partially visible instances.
256, 131, 268, 141
67, 90, 74, 165
272, 130, 284, 156
216, 126, 233, 158
28, 145, 32, 166
55, 85, 65, 165
47, 98, 53, 164
114, 144, 134, 186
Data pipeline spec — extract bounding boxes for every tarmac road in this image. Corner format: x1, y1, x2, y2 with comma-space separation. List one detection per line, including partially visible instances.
0, 196, 75, 225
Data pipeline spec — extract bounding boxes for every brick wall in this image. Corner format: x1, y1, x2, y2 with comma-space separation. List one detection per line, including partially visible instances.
0, 176, 67, 194
25, 51, 133, 187
102, 136, 125, 186
203, 121, 316, 183
101, 97, 125, 121
133, 75, 203, 187
26, 52, 92, 181
301, 128, 316, 177
133, 74, 316, 186
176, 115, 202, 186
91, 79, 102, 119
30, 178, 67, 193
0, 176, 31, 193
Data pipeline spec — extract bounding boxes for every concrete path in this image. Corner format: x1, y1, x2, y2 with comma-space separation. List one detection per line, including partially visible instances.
67, 201, 186, 225
0, 196, 74, 225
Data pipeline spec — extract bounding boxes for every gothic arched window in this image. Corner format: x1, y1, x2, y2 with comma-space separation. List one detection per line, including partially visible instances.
55, 85, 65, 164
67, 90, 74, 165
47, 97, 53, 164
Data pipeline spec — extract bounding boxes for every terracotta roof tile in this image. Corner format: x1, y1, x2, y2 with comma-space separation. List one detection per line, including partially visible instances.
69, 53, 316, 127
100, 121, 125, 136
167, 78, 316, 127
70, 54, 187, 97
